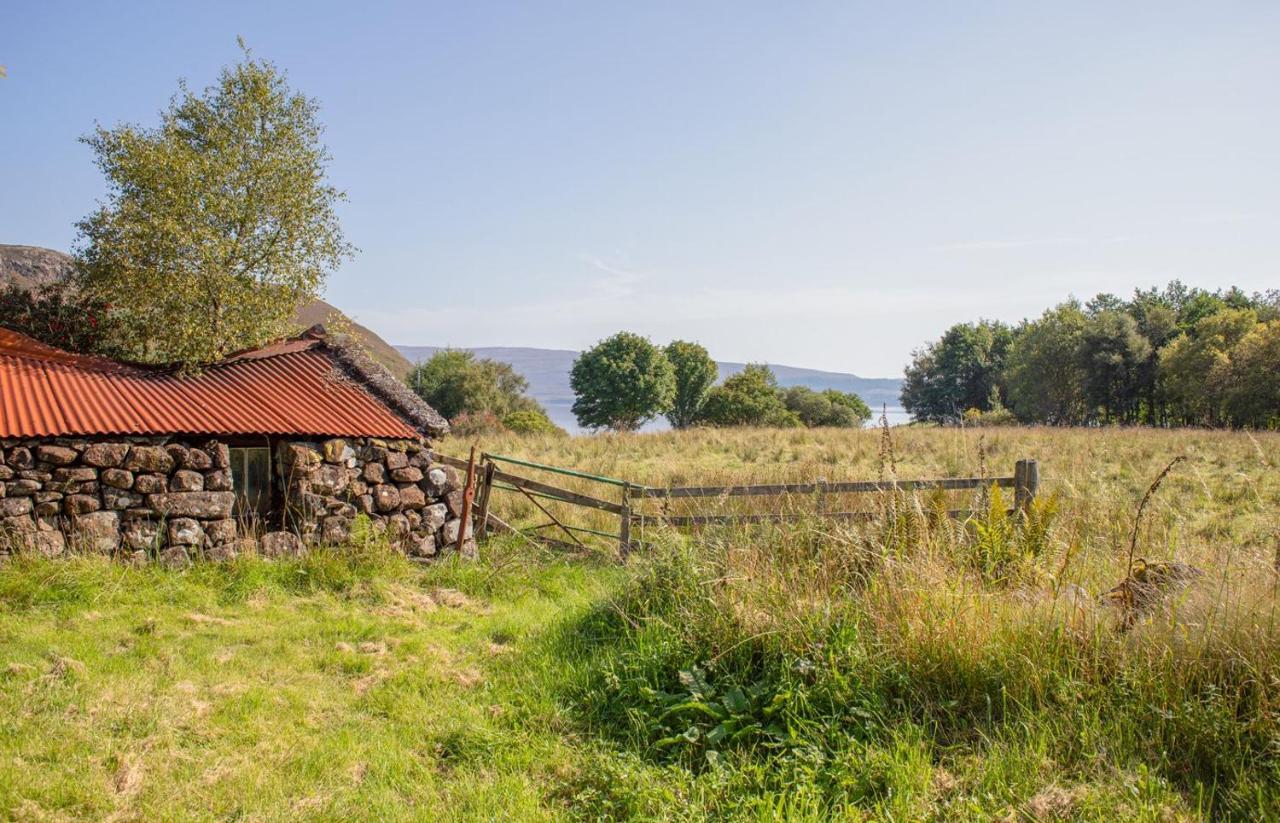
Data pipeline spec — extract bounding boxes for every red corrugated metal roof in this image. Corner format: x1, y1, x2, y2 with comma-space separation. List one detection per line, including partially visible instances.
0, 328, 422, 440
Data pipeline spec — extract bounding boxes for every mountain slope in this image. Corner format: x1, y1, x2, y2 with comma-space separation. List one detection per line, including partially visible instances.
397, 345, 905, 431
0, 245, 412, 377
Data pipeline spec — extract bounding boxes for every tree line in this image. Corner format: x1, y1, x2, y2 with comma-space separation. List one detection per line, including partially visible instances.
902, 282, 1280, 428
569, 332, 872, 432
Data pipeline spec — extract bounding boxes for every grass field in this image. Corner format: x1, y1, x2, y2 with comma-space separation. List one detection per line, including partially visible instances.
3, 426, 1279, 820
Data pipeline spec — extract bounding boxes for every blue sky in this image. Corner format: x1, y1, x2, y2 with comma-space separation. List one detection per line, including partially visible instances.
3, 1, 1277, 376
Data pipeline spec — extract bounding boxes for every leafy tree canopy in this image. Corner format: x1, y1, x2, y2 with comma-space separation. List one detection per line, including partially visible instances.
782, 386, 872, 428
75, 42, 352, 368
570, 332, 676, 431
409, 349, 543, 422
664, 340, 719, 429
900, 320, 1013, 423
698, 364, 799, 428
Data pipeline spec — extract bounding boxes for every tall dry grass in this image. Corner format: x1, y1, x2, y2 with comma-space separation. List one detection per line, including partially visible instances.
452, 425, 1280, 817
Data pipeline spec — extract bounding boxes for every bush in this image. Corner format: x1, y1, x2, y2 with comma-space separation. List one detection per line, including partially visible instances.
409, 349, 545, 421
448, 410, 508, 438
782, 386, 872, 428
502, 409, 566, 437
697, 364, 796, 428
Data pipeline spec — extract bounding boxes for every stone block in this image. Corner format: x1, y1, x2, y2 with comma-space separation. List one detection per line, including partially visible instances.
409, 533, 437, 557
182, 448, 212, 470
102, 488, 144, 510
424, 468, 448, 495
204, 469, 233, 491
36, 445, 79, 466
285, 443, 322, 470
260, 531, 303, 558
82, 442, 129, 468
159, 546, 190, 569
206, 543, 238, 562
204, 519, 237, 546
7, 479, 40, 497
6, 447, 33, 469
356, 494, 375, 514
168, 518, 204, 546
313, 465, 347, 494
169, 470, 204, 492
0, 466, 11, 481
53, 467, 97, 483
102, 468, 134, 490
391, 466, 423, 483
206, 442, 230, 469
0, 497, 33, 518
398, 484, 426, 510
324, 439, 355, 464
164, 444, 189, 467
422, 503, 448, 533
63, 494, 101, 516
362, 462, 386, 484
445, 489, 465, 517
125, 446, 174, 474
134, 474, 168, 494
19, 470, 52, 482
35, 501, 61, 518
74, 511, 120, 553
372, 484, 401, 512
123, 519, 161, 551
0, 513, 37, 534
147, 492, 234, 518
387, 513, 410, 538
29, 531, 66, 558
321, 516, 350, 544
385, 451, 409, 471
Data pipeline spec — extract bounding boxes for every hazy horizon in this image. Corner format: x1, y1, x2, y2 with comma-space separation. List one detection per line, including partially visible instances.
4, 2, 1278, 376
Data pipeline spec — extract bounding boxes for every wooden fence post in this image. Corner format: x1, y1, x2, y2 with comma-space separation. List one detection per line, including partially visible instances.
619, 482, 632, 561
475, 459, 496, 540
456, 446, 478, 553
1014, 459, 1039, 515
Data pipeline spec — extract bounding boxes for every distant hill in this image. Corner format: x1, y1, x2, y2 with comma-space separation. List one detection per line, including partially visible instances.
397, 345, 905, 431
0, 245, 412, 377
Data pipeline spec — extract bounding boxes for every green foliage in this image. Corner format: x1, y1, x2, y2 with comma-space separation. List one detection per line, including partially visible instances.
501, 409, 567, 437
698, 364, 797, 428
408, 348, 544, 422
911, 281, 1280, 429
570, 332, 676, 431
782, 386, 872, 428
901, 320, 1013, 423
1077, 308, 1151, 423
74, 43, 351, 368
1222, 321, 1280, 429
664, 340, 719, 430
0, 281, 128, 358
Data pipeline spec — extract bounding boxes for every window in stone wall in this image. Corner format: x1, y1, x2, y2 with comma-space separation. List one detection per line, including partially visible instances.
230, 447, 272, 521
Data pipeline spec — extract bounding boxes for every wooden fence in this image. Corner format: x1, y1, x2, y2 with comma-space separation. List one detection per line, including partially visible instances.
434, 450, 1040, 560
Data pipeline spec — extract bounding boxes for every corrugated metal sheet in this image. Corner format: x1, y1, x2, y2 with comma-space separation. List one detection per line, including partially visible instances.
0, 329, 421, 440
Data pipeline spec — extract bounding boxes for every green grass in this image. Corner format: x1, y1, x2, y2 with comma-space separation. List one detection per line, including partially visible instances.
4, 426, 1280, 820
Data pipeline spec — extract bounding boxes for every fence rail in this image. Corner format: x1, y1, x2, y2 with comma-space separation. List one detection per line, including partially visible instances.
434, 450, 1040, 561
637, 476, 1014, 499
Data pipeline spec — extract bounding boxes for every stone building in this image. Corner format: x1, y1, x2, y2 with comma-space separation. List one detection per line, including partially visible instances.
0, 325, 473, 564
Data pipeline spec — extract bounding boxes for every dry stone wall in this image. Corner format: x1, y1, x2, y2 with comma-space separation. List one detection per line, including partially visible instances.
278, 437, 474, 560
0, 435, 474, 565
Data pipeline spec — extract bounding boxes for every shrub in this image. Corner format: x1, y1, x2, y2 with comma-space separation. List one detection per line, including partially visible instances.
502, 409, 566, 437
698, 364, 796, 428
409, 348, 545, 421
